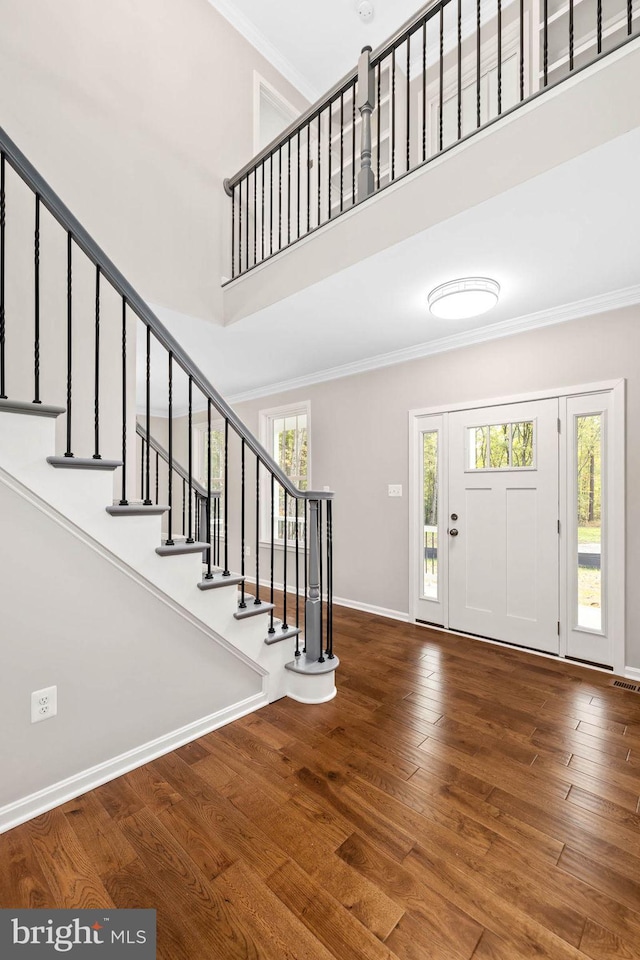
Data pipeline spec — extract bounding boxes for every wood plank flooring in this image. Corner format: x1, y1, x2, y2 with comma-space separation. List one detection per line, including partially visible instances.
2, 606, 640, 959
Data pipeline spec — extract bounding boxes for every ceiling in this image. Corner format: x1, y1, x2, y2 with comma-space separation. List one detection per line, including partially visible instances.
206, 0, 430, 100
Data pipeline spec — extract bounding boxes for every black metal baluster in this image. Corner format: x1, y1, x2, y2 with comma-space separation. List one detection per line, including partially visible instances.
223, 418, 230, 576
377, 62, 382, 187
327, 499, 334, 658
306, 124, 311, 233
140, 437, 144, 499
520, 0, 525, 99
543, 0, 549, 87
166, 352, 174, 543
569, 0, 574, 71
297, 129, 301, 239
439, 7, 444, 151
318, 500, 325, 663
155, 450, 159, 504
457, 0, 462, 140
65, 233, 73, 456
187, 376, 193, 541
278, 148, 282, 250
351, 83, 356, 205
597, 0, 602, 54
295, 496, 300, 649
119, 299, 128, 505
245, 175, 249, 269
239, 439, 246, 606
317, 113, 322, 226
304, 498, 308, 651
255, 457, 261, 604
238, 177, 243, 275
231, 184, 235, 279
340, 91, 344, 213
282, 489, 288, 631
0, 153, 5, 400
498, 0, 502, 115
93, 265, 101, 458
269, 474, 275, 633
629, 0, 633, 36
269, 154, 273, 256
287, 138, 291, 245
391, 46, 396, 179
33, 194, 41, 403
261, 161, 265, 262
328, 103, 332, 219
406, 35, 411, 172
422, 20, 427, 162
252, 170, 256, 268
144, 326, 151, 502
205, 398, 213, 579
182, 478, 186, 535
477, 0, 481, 127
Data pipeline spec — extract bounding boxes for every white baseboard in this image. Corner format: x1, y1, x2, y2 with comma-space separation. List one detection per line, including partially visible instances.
0, 692, 267, 835
332, 595, 409, 623
625, 666, 640, 682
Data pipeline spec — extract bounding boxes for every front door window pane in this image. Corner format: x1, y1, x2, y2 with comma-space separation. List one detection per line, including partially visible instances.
423, 431, 439, 600
577, 415, 602, 631
489, 424, 510, 467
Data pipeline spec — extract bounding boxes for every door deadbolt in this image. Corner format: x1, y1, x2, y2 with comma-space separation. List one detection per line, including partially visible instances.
450, 513, 458, 521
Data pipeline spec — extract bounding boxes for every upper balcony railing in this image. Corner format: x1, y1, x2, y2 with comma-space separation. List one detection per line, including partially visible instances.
225, 0, 639, 280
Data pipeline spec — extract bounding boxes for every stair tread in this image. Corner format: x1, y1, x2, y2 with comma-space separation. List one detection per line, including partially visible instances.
156, 540, 210, 557
0, 398, 65, 418
107, 504, 169, 516
234, 596, 275, 620
265, 622, 301, 645
285, 652, 339, 675
47, 456, 122, 471
198, 572, 245, 590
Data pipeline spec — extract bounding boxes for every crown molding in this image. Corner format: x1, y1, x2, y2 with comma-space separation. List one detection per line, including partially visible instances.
205, 0, 320, 103
226, 283, 640, 404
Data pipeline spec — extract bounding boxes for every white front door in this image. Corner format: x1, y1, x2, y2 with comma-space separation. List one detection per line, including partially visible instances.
448, 399, 560, 654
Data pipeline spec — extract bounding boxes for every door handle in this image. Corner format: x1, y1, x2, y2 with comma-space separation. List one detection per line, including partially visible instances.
449, 528, 459, 537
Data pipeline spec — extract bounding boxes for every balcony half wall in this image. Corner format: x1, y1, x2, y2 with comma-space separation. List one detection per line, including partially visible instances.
222, 37, 640, 326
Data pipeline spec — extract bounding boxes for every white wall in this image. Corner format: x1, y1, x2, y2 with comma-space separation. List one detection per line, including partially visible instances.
0, 0, 308, 322
232, 306, 640, 669
0, 471, 262, 824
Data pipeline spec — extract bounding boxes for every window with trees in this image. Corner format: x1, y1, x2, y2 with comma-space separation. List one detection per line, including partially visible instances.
260, 403, 310, 542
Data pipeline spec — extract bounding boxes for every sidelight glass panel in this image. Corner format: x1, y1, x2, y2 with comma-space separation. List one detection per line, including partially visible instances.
576, 415, 603, 631
423, 431, 439, 600
489, 424, 510, 468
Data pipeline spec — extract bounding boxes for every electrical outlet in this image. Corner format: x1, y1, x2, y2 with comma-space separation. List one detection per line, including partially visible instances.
31, 685, 57, 724
245, 544, 251, 558
388, 484, 403, 497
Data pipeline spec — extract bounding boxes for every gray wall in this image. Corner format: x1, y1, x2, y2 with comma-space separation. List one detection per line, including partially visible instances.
233, 307, 640, 668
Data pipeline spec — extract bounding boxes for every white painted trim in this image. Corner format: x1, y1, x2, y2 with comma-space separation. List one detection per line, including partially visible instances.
205, 0, 319, 102
287, 689, 337, 704
253, 71, 301, 154
332, 595, 409, 623
0, 465, 267, 679
409, 379, 625, 418
625, 667, 640, 681
226, 287, 640, 404
0, 693, 268, 835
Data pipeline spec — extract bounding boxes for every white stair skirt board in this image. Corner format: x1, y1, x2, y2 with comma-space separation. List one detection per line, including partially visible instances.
0, 693, 267, 835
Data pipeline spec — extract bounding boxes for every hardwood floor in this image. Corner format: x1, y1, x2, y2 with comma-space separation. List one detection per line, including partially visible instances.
2, 606, 640, 959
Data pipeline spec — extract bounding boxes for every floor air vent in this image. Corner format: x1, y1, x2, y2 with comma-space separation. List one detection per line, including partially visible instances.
612, 679, 640, 693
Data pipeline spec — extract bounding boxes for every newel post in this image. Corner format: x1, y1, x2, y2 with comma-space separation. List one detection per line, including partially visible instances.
305, 498, 324, 663
357, 45, 375, 201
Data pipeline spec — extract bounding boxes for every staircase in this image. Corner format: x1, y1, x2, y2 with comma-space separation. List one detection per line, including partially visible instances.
0, 127, 337, 832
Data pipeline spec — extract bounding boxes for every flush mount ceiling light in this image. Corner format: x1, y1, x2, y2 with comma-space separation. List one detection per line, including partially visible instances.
428, 277, 500, 320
